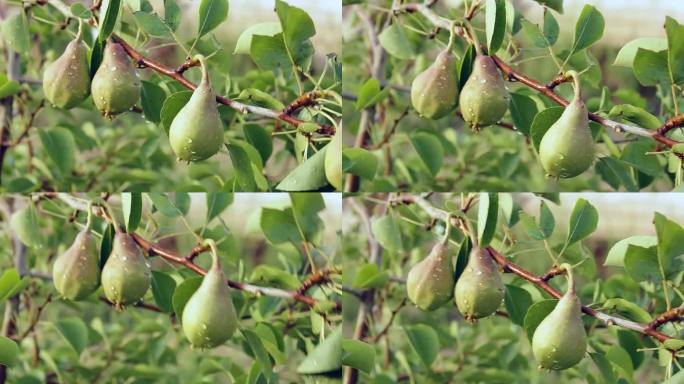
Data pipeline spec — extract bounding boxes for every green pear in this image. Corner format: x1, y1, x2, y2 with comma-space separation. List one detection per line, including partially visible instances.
324, 128, 342, 190
42, 28, 90, 109
411, 48, 458, 119
454, 246, 504, 320
169, 55, 224, 162
91, 40, 141, 117
539, 73, 594, 178
532, 264, 586, 370
101, 232, 150, 308
52, 228, 100, 300
459, 55, 509, 129
182, 244, 238, 348
406, 240, 454, 310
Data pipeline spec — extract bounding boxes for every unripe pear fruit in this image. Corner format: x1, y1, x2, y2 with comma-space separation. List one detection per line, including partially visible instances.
459, 54, 509, 129
169, 55, 224, 162
101, 232, 150, 308
42, 27, 91, 109
91, 40, 141, 117
539, 71, 594, 178
406, 239, 454, 311
454, 246, 504, 320
532, 264, 586, 370
52, 227, 100, 300
411, 48, 459, 120
182, 242, 238, 348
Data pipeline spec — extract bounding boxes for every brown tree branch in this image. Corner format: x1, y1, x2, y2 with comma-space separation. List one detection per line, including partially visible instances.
296, 266, 341, 295
647, 306, 684, 330
111, 35, 335, 136
657, 114, 684, 136
42, 193, 334, 310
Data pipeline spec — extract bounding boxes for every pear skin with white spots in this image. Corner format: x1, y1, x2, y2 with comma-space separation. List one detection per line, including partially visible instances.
459, 55, 509, 129
101, 232, 150, 307
454, 246, 504, 320
42, 32, 90, 109
169, 56, 223, 162
411, 49, 458, 119
406, 240, 454, 310
91, 40, 140, 116
532, 266, 587, 370
182, 249, 238, 348
52, 229, 100, 300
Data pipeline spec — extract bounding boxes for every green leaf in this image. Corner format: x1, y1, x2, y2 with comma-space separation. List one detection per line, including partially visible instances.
160, 91, 192, 134
532, 0, 563, 13
140, 80, 166, 123
403, 324, 439, 367
355, 78, 388, 110
147, 192, 181, 216
55, 317, 89, 356
542, 8, 559, 46
342, 339, 375, 374
164, 0, 181, 31
409, 132, 444, 176
605, 235, 657, 267
243, 124, 272, 164
260, 207, 301, 244
0, 269, 21, 302
134, 11, 171, 37
569, 4, 604, 56
70, 3, 93, 18
226, 143, 258, 191
98, 0, 122, 41
150, 271, 176, 313
172, 276, 203, 321
0, 73, 20, 99
10, 204, 44, 248
378, 23, 415, 60
297, 327, 342, 374
633, 48, 670, 87
595, 157, 639, 192
654, 212, 684, 271
342, 148, 378, 179
371, 215, 402, 252
477, 193, 498, 247
121, 192, 142, 233
198, 0, 229, 38
508, 93, 537, 136
566, 198, 598, 245
602, 298, 652, 324
591, 353, 618, 384
485, 0, 506, 54
624, 245, 660, 283
275, 0, 316, 61
234, 22, 281, 54
352, 263, 389, 289
1, 10, 30, 56
523, 299, 557, 340
530, 107, 564, 151
613, 37, 667, 68
38, 127, 76, 176
503, 285, 533, 326
276, 146, 329, 191
539, 201, 555, 238
206, 193, 233, 222
665, 16, 684, 85
99, 223, 115, 269
0, 336, 19, 367
242, 329, 273, 378
289, 193, 324, 241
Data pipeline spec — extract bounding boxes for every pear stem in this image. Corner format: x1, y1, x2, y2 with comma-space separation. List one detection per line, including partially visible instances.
205, 239, 221, 270
442, 215, 452, 244
464, 21, 483, 56
76, 19, 83, 41
193, 54, 210, 86
565, 70, 582, 102
445, 23, 457, 52
85, 201, 93, 231
560, 263, 575, 294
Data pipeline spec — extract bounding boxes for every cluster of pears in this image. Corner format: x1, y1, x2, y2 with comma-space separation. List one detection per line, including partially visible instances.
410, 41, 509, 130
531, 264, 587, 370
52, 208, 151, 307
181, 240, 239, 348
42, 23, 140, 116
406, 238, 505, 320
538, 71, 595, 178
